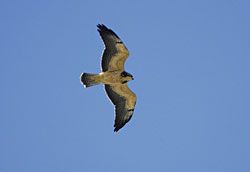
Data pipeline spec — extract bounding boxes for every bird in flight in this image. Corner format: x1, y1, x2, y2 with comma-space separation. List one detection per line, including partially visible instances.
80, 24, 136, 132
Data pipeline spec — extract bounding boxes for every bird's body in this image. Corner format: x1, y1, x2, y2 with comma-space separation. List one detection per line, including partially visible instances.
80, 24, 136, 132
82, 70, 133, 86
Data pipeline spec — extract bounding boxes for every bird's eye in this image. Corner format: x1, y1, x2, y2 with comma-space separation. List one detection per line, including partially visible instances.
121, 71, 127, 77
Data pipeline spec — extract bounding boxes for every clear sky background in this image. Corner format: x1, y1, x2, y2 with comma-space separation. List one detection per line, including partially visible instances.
1, 0, 250, 171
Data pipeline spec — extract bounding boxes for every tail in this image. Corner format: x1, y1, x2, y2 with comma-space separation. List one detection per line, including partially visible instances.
80, 73, 100, 87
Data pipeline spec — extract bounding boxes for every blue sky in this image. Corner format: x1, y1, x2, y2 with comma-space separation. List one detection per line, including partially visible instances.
1, 0, 250, 171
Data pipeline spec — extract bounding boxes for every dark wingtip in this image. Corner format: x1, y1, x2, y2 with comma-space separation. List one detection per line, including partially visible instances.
114, 123, 122, 132
113, 123, 119, 132
97, 24, 120, 39
113, 115, 133, 132
97, 24, 108, 32
113, 125, 124, 132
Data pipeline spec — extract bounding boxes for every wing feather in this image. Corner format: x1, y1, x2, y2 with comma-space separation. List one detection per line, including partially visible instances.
104, 84, 136, 132
97, 24, 129, 72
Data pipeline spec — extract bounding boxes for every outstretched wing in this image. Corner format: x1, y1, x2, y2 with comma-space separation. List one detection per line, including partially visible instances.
97, 24, 129, 72
105, 84, 136, 132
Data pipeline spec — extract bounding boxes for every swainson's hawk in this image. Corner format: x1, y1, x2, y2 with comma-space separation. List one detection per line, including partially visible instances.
80, 24, 136, 132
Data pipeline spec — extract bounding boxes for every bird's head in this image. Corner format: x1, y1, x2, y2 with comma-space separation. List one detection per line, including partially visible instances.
121, 71, 134, 84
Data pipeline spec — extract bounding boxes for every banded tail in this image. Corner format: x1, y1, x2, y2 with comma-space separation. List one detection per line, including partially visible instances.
80, 73, 100, 87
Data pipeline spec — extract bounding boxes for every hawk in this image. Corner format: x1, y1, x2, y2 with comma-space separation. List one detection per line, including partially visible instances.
80, 24, 136, 132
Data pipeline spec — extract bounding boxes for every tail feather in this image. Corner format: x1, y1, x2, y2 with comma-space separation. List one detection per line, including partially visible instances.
80, 73, 100, 87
